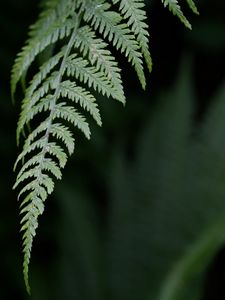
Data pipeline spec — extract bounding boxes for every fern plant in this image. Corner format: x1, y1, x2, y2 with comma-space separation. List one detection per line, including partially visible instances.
11, 0, 198, 294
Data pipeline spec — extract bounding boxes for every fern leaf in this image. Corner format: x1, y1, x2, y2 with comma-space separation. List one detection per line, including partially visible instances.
59, 80, 102, 126
14, 139, 47, 169
16, 154, 43, 179
21, 207, 37, 295
26, 50, 64, 98
45, 143, 68, 168
12, 0, 152, 293
24, 120, 49, 146
162, 0, 192, 29
11, 18, 74, 98
14, 168, 40, 190
53, 103, 91, 139
186, 0, 199, 15
65, 55, 119, 99
113, 0, 152, 72
41, 158, 62, 179
75, 25, 125, 103
50, 123, 75, 155
18, 183, 42, 202
81, 0, 146, 88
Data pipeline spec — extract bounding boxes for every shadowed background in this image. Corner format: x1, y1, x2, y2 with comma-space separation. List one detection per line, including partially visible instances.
1, 0, 225, 299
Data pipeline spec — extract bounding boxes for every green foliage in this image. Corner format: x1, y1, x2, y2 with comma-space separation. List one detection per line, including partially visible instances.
11, 0, 151, 293
11, 0, 198, 294
162, 0, 199, 29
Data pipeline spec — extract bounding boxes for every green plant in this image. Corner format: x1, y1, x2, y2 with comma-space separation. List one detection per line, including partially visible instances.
11, 0, 198, 294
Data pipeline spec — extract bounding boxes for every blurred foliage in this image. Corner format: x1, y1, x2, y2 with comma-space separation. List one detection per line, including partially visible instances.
0, 0, 225, 299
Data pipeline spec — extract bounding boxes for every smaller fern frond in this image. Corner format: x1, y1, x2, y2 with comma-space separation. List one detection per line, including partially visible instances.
161, 0, 192, 29
113, 0, 152, 72
186, 0, 199, 15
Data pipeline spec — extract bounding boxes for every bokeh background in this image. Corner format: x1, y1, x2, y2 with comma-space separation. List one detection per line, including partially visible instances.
1, 0, 225, 299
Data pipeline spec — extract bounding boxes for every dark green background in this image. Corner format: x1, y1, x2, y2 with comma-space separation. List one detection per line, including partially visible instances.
1, 0, 225, 299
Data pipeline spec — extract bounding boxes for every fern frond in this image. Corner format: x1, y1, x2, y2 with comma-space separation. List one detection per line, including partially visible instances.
113, 0, 152, 72
186, 0, 199, 15
161, 0, 192, 29
11, 0, 198, 294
